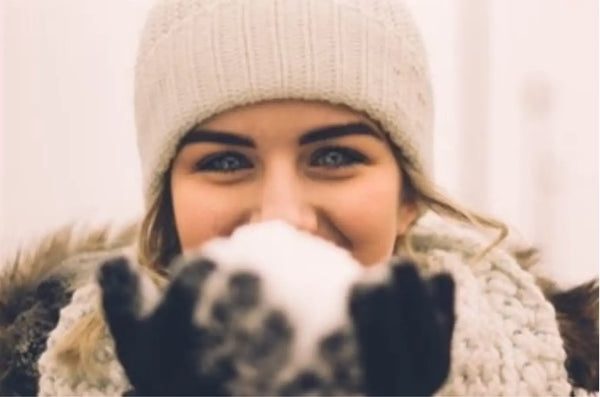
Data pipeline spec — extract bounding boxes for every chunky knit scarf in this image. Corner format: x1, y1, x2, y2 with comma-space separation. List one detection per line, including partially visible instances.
38, 213, 573, 396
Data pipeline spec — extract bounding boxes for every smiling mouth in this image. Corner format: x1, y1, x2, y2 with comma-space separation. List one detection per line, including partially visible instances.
321, 229, 353, 252
335, 236, 353, 251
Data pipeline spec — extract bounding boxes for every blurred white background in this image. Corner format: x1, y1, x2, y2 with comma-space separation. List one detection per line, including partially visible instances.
0, 0, 597, 287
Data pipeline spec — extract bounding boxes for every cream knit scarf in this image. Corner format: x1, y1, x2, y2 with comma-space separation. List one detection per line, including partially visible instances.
38, 213, 572, 396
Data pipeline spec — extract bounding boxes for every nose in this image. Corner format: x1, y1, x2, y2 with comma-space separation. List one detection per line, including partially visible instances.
249, 164, 318, 234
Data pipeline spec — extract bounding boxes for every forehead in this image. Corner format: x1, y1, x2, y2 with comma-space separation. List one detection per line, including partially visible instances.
199, 100, 380, 137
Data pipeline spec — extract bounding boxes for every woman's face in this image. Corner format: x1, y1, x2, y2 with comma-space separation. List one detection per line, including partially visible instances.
170, 100, 416, 266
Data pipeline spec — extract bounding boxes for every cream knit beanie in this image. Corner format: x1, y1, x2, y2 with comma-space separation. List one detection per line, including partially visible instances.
135, 0, 434, 206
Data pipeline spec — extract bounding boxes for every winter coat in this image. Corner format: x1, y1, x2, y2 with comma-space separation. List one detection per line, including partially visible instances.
0, 213, 597, 396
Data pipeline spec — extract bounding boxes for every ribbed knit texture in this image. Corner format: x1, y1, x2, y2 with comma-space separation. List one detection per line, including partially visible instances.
38, 212, 575, 396
135, 0, 434, 206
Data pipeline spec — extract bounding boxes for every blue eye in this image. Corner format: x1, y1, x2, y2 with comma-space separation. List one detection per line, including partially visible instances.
195, 152, 252, 173
310, 147, 367, 168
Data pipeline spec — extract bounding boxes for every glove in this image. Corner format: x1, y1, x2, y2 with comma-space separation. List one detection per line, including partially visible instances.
98, 254, 454, 396
98, 255, 232, 396
349, 261, 455, 396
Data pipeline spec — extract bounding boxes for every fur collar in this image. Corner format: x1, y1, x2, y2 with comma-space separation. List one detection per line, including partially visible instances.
0, 223, 138, 395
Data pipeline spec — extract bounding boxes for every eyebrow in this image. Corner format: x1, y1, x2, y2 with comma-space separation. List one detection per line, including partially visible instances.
178, 122, 383, 151
177, 129, 255, 150
299, 122, 383, 144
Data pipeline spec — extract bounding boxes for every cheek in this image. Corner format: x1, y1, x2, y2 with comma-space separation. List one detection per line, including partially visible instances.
171, 178, 244, 251
323, 168, 400, 265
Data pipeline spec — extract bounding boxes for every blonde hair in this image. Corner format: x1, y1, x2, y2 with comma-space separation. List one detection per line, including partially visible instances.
391, 145, 508, 264
53, 138, 508, 374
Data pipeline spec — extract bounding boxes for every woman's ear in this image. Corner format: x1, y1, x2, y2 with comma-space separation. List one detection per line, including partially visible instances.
397, 202, 418, 236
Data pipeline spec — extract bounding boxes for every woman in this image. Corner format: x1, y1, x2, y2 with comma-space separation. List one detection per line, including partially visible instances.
0, 0, 597, 395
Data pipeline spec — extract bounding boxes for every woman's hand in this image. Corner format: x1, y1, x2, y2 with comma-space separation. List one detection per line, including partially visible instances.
349, 261, 456, 396
98, 255, 455, 396
98, 256, 233, 396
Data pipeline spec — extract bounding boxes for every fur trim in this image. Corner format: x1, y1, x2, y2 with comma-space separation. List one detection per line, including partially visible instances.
546, 279, 599, 391
0, 222, 139, 298
0, 222, 138, 396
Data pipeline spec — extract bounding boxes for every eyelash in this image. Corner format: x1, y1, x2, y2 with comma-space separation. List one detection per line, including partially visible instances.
194, 147, 368, 173
310, 146, 368, 168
